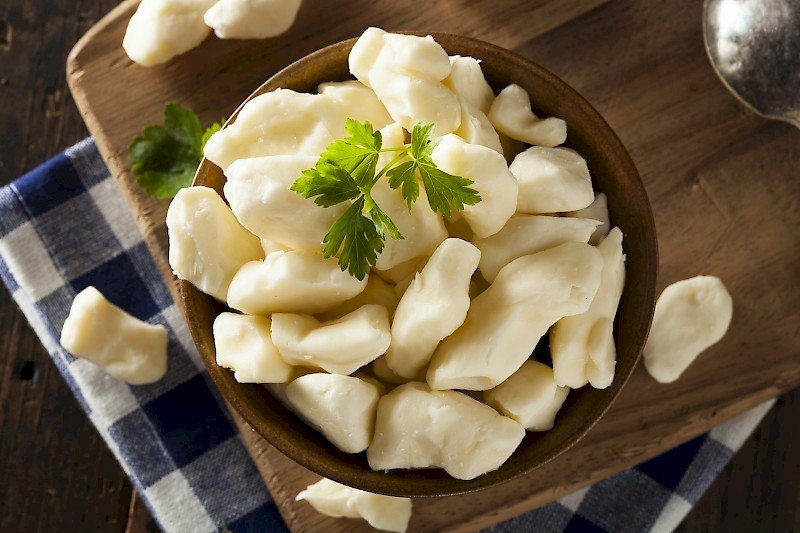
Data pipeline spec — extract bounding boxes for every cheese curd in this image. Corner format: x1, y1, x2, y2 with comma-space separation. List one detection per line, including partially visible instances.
385, 238, 480, 379
174, 28, 636, 483
510, 146, 594, 214
644, 276, 733, 383
488, 84, 567, 147
224, 155, 345, 252
204, 88, 391, 172
472, 214, 600, 283
315, 274, 399, 323
431, 134, 518, 238
124, 0, 305, 66
271, 305, 391, 375
367, 382, 525, 480
204, 0, 302, 39
123, 0, 217, 67
212, 312, 293, 383
427, 242, 603, 390
60, 287, 168, 385
167, 186, 264, 302
484, 360, 569, 431
285, 373, 381, 453
566, 193, 610, 245
444, 56, 495, 114
296, 478, 412, 533
349, 28, 461, 136
371, 173, 448, 272
227, 250, 367, 315
550, 228, 626, 389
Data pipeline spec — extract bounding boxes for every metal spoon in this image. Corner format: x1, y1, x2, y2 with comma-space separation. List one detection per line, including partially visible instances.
703, 0, 800, 128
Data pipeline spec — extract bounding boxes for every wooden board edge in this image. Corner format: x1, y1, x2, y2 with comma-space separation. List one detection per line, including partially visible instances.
442, 384, 787, 532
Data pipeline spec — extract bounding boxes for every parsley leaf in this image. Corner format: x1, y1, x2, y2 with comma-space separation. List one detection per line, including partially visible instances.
129, 103, 223, 199
320, 119, 382, 187
390, 122, 481, 216
293, 119, 482, 279
323, 197, 384, 281
291, 163, 361, 207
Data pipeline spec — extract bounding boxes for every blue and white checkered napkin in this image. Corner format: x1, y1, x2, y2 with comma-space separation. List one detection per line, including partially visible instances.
0, 139, 774, 533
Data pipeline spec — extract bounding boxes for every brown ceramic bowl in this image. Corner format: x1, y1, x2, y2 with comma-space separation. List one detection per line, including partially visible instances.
181, 32, 658, 497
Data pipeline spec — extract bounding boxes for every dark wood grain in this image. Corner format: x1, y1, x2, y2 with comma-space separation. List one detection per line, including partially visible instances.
0, 2, 136, 531
0, 0, 797, 532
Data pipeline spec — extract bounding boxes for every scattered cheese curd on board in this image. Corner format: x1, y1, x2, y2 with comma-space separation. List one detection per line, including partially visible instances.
168, 27, 630, 482
60, 287, 167, 385
296, 478, 412, 533
204, 0, 303, 39
123, 0, 216, 67
123, 0, 304, 66
644, 276, 733, 383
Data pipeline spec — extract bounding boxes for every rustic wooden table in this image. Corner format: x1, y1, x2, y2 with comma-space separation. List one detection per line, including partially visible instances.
0, 1, 797, 531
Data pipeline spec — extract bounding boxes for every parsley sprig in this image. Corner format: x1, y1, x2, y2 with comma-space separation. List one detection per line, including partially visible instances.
291, 119, 481, 279
129, 103, 223, 199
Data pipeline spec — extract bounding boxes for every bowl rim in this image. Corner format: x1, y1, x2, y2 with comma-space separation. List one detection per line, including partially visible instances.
182, 31, 658, 497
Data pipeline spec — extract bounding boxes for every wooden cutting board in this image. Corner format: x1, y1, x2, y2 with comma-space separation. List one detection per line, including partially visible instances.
67, 0, 800, 531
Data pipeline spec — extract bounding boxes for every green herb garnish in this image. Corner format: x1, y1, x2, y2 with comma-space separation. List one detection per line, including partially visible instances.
129, 103, 223, 199
291, 119, 481, 279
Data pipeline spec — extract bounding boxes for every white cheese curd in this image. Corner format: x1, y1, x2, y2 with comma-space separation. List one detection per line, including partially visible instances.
431, 134, 518, 238
487, 84, 567, 147
260, 238, 293, 256
212, 312, 293, 383
473, 214, 600, 283
367, 382, 525, 480
227, 250, 367, 315
510, 146, 595, 214
372, 355, 413, 385
203, 88, 391, 172
284, 373, 381, 453
368, 121, 448, 272
122, 0, 217, 67
375, 122, 407, 168
296, 478, 412, 533
349, 28, 461, 136
444, 56, 501, 152
318, 81, 394, 132
315, 274, 399, 323
271, 304, 391, 375
444, 56, 495, 114
427, 242, 603, 390
167, 186, 264, 302
550, 228, 626, 389
60, 287, 167, 385
385, 238, 480, 379
224, 155, 345, 252
374, 256, 428, 285
566, 192, 610, 245
371, 178, 448, 271
204, 0, 302, 39
643, 276, 733, 383
454, 98, 504, 154
484, 360, 569, 431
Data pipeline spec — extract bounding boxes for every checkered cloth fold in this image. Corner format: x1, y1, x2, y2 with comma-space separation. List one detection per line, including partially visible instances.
0, 139, 773, 532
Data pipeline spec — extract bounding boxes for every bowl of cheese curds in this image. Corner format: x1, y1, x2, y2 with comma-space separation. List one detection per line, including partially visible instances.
170, 28, 658, 497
